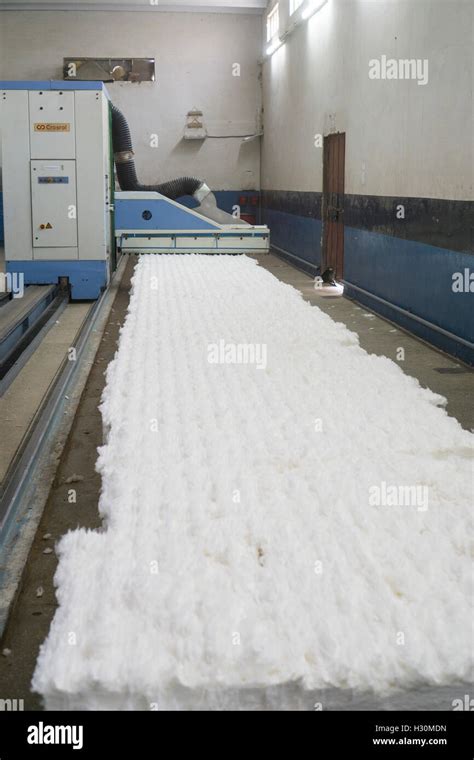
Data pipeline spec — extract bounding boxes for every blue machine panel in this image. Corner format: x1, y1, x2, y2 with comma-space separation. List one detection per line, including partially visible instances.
115, 198, 218, 231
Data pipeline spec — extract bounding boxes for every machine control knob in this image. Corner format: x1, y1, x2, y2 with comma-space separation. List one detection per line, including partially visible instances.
142, 210, 152, 221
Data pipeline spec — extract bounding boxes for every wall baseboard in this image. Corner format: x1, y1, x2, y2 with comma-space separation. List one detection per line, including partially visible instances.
271, 245, 319, 277
343, 280, 474, 366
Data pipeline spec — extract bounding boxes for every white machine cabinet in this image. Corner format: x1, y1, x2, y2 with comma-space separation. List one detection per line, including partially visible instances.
0, 81, 113, 299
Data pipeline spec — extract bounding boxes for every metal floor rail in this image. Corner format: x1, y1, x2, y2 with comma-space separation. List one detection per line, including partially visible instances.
0, 284, 67, 386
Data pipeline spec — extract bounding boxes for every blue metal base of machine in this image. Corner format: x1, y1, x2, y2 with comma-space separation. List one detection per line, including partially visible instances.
6, 260, 109, 300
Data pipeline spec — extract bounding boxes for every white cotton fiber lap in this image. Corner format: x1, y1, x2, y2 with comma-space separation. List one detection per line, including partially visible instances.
32, 255, 473, 710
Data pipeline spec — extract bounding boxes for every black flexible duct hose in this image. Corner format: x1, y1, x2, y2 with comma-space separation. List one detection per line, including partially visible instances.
111, 104, 203, 200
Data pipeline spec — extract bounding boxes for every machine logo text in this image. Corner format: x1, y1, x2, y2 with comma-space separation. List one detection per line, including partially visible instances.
34, 122, 71, 132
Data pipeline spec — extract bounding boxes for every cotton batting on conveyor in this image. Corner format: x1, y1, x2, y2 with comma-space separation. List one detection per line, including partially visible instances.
33, 255, 473, 710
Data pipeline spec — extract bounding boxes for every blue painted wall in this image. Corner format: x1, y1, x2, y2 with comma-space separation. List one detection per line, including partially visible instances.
344, 228, 473, 344
261, 192, 474, 364
262, 208, 321, 274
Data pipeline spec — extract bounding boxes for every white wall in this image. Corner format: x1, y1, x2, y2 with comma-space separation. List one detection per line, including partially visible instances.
261, 0, 473, 200
0, 10, 262, 189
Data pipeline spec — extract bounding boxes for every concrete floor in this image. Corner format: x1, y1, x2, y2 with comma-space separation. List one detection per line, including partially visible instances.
0, 251, 472, 710
252, 252, 473, 431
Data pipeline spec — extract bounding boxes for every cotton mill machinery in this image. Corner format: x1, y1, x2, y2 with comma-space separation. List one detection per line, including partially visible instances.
0, 81, 269, 300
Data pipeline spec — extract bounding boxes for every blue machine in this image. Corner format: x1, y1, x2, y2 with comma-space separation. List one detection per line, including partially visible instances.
115, 191, 269, 255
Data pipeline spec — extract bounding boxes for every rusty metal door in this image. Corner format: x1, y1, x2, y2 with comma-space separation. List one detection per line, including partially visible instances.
322, 132, 345, 278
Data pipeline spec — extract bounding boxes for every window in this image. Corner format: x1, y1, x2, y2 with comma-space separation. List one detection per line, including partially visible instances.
63, 57, 155, 83
289, 0, 304, 15
266, 4, 280, 42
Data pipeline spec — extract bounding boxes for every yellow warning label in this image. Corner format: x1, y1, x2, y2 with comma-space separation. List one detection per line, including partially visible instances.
34, 123, 70, 132
45, 222, 53, 229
